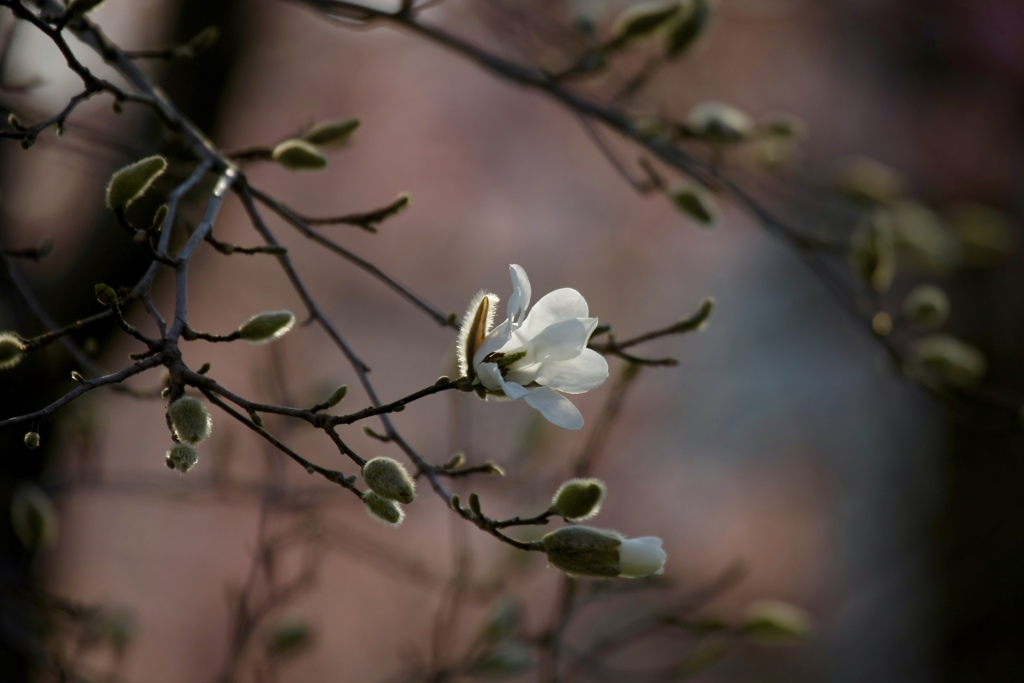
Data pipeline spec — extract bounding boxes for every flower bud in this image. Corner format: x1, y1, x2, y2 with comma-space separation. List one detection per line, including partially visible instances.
541, 527, 666, 579
552, 478, 606, 522
833, 156, 904, 205
908, 334, 986, 387
362, 457, 416, 503
669, 182, 717, 227
457, 291, 497, 380
302, 118, 360, 147
902, 285, 949, 330
362, 490, 405, 527
165, 443, 199, 473
167, 396, 212, 444
10, 483, 58, 550
0, 332, 27, 370
761, 113, 806, 140
24, 431, 41, 449
850, 211, 896, 293
105, 155, 167, 210
686, 101, 753, 144
271, 139, 327, 170
94, 283, 118, 306
323, 384, 348, 408
664, 0, 711, 58
236, 310, 296, 345
612, 1, 683, 45
739, 600, 811, 644
66, 0, 107, 19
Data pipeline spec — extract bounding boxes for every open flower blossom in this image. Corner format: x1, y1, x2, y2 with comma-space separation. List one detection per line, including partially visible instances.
458, 265, 609, 430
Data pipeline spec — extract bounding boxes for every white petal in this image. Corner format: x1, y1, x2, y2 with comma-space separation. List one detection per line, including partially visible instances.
522, 387, 584, 430
618, 537, 667, 578
474, 319, 513, 366
518, 318, 590, 362
535, 349, 609, 394
476, 362, 505, 391
507, 264, 531, 324
516, 288, 589, 340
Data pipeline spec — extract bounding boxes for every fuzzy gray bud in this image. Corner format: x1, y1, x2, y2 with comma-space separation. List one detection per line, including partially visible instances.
362, 457, 416, 504
167, 396, 212, 444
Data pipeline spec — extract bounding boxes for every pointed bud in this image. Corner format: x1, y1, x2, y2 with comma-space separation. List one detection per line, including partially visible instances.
271, 139, 327, 170
457, 291, 498, 380
151, 204, 168, 232
181, 26, 220, 57
10, 483, 58, 550
237, 310, 296, 344
362, 490, 405, 527
908, 334, 986, 387
553, 478, 607, 522
739, 600, 811, 644
302, 118, 360, 147
0, 332, 27, 370
165, 443, 199, 473
323, 385, 348, 408
362, 457, 416, 504
664, 0, 712, 58
686, 101, 753, 144
66, 0, 106, 19
94, 283, 118, 306
613, 1, 683, 45
105, 155, 167, 210
669, 182, 717, 227
902, 285, 950, 330
833, 156, 904, 205
850, 210, 896, 293
24, 431, 41, 449
167, 396, 212, 444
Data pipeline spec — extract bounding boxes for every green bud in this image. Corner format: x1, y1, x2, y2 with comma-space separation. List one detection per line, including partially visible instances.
902, 285, 950, 330
669, 182, 717, 227
105, 155, 167, 210
833, 156, 904, 205
541, 526, 622, 578
613, 1, 683, 44
236, 310, 296, 345
94, 283, 117, 306
271, 139, 327, 170
443, 452, 466, 470
850, 210, 896, 293
266, 619, 313, 657
553, 478, 607, 522
24, 431, 40, 449
739, 600, 811, 644
469, 642, 534, 679
761, 113, 806, 140
483, 462, 506, 477
10, 483, 58, 550
889, 200, 960, 271
167, 395, 212, 444
151, 204, 168, 232
664, 0, 711, 58
324, 384, 348, 408
908, 334, 986, 387
469, 492, 483, 517
165, 443, 199, 473
0, 332, 27, 370
181, 26, 220, 57
302, 118, 360, 147
481, 599, 522, 643
362, 456, 416, 503
198, 362, 211, 375
686, 101, 753, 144
362, 490, 405, 527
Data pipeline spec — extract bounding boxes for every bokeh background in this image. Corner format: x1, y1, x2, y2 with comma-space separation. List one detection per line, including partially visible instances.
2, 0, 1023, 681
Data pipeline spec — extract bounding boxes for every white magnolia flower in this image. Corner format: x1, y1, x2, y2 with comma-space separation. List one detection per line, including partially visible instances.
458, 264, 608, 430
540, 526, 667, 578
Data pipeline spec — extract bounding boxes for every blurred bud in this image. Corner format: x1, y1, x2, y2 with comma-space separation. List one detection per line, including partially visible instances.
443, 452, 466, 469
165, 443, 199, 473
612, 1, 683, 44
944, 203, 1016, 269
302, 118, 360, 147
10, 483, 58, 550
481, 599, 522, 643
889, 200, 960, 271
181, 26, 219, 57
94, 283, 117, 306
739, 600, 812, 645
266, 619, 314, 658
686, 101, 753, 144
362, 457, 416, 503
482, 462, 506, 476
833, 156, 904, 205
665, 0, 711, 58
105, 155, 167, 210
271, 139, 327, 170
552, 478, 607, 522
167, 396, 212, 444
236, 310, 296, 345
24, 431, 40, 449
908, 334, 986, 387
902, 285, 950, 330
850, 211, 896, 293
323, 385, 348, 408
470, 642, 534, 679
669, 182, 717, 227
66, 0, 106, 19
0, 332, 27, 370
761, 113, 806, 140
362, 490, 405, 527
